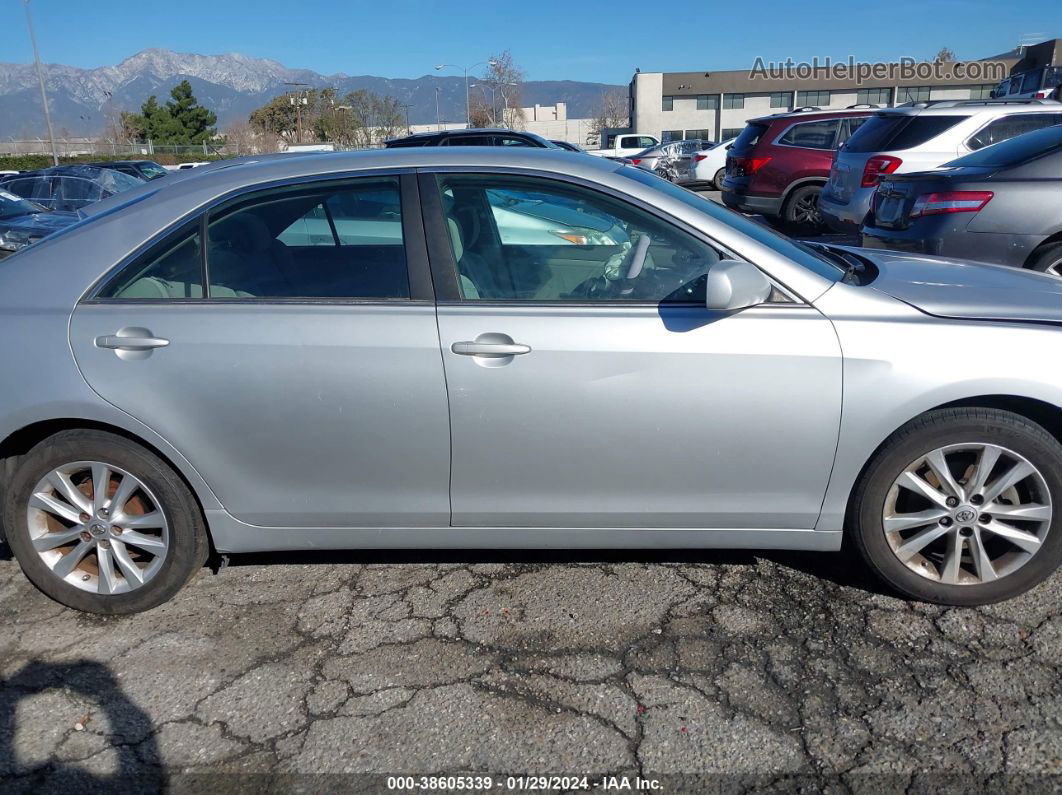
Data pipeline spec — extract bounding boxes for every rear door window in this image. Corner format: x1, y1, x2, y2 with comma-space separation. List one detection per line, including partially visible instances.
966, 113, 1062, 150
845, 114, 966, 152
777, 119, 841, 149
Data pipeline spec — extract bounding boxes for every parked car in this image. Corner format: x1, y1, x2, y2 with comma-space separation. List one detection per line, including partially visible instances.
550, 140, 584, 152
0, 189, 78, 259
721, 107, 876, 232
820, 99, 1062, 233
385, 128, 559, 148
862, 124, 1062, 274
3, 148, 1062, 613
991, 66, 1062, 101
85, 160, 170, 181
584, 133, 660, 159
0, 165, 144, 212
689, 137, 736, 189
629, 139, 711, 182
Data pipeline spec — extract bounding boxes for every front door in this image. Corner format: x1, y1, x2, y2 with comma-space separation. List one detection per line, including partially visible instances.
70, 174, 450, 528
425, 172, 842, 529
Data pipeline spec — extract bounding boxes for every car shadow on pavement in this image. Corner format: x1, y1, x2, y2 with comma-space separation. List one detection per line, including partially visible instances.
224, 544, 893, 598
0, 659, 163, 790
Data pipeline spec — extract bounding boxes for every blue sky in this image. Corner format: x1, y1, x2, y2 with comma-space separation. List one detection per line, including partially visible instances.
2, 0, 1058, 84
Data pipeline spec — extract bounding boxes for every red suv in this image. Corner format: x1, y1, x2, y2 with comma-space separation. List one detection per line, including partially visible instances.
721, 107, 875, 232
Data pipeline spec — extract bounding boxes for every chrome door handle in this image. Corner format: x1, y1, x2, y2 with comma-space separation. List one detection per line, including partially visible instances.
96, 335, 170, 351
451, 341, 531, 357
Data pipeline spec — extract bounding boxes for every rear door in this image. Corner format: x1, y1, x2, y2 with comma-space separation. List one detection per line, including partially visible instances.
423, 170, 842, 530
69, 173, 451, 529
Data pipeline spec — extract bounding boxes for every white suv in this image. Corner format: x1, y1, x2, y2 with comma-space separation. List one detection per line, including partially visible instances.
820, 99, 1062, 232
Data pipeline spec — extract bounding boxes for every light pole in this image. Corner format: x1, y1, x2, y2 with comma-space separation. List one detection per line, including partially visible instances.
435, 60, 497, 127
434, 87, 441, 131
23, 0, 57, 166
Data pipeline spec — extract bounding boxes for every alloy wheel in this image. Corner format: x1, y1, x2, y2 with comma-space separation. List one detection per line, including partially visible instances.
26, 461, 170, 595
883, 443, 1052, 585
793, 192, 822, 225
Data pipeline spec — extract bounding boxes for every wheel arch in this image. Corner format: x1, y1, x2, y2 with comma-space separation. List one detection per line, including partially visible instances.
842, 394, 1062, 531
0, 418, 217, 549
1022, 233, 1062, 269
780, 176, 828, 207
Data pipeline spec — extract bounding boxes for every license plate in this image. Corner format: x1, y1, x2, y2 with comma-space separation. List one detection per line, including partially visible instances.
875, 195, 904, 225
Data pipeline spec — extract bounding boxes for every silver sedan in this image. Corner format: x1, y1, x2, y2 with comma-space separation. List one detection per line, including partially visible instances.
0, 148, 1060, 614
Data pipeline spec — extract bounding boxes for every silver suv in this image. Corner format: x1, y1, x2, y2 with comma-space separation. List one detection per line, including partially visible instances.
820, 99, 1062, 232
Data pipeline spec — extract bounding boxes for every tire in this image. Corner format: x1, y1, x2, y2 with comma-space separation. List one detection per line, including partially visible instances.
713, 168, 726, 190
3, 430, 208, 614
1027, 241, 1062, 278
850, 408, 1062, 605
782, 184, 825, 234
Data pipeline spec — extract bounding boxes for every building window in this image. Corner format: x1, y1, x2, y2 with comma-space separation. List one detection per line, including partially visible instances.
770, 92, 792, 108
685, 129, 711, 141
856, 87, 891, 105
661, 130, 683, 143
696, 94, 718, 110
795, 90, 831, 107
899, 86, 931, 103
721, 128, 744, 139
968, 84, 996, 100
662, 96, 674, 112
722, 93, 744, 109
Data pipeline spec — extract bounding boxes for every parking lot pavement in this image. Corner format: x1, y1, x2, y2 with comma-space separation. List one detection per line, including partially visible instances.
1, 541, 1060, 790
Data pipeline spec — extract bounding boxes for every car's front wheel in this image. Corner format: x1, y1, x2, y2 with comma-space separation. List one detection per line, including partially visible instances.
851, 408, 1062, 605
3, 429, 209, 614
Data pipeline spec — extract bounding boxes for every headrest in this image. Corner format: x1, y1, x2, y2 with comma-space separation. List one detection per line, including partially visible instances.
447, 216, 464, 262
211, 212, 273, 254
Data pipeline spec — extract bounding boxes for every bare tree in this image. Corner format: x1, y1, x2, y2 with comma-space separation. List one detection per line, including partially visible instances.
933, 47, 957, 63
223, 120, 263, 154
589, 88, 630, 146
482, 51, 525, 129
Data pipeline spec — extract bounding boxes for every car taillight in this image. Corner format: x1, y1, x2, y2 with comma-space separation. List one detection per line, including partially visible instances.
729, 155, 771, 177
693, 154, 708, 163
630, 158, 641, 165
861, 155, 902, 187
910, 191, 994, 217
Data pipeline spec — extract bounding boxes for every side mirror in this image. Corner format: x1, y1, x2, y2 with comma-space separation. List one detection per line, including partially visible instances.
705, 259, 773, 311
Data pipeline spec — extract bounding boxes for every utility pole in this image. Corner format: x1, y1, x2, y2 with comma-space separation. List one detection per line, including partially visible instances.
401, 103, 413, 134
435, 87, 441, 131
23, 0, 58, 166
284, 82, 311, 145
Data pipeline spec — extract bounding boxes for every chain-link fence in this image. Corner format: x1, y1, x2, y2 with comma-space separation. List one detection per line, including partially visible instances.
0, 139, 244, 157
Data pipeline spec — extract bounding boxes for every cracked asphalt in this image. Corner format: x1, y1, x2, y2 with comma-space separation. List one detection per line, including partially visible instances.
1, 542, 1060, 793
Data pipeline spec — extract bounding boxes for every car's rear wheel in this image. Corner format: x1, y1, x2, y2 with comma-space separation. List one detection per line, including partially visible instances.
1027, 241, 1062, 277
851, 408, 1062, 605
3, 430, 208, 614
713, 168, 726, 190
783, 184, 825, 233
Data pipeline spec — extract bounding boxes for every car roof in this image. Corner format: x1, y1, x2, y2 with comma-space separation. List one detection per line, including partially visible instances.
874, 99, 1062, 117
3, 164, 123, 179
750, 107, 877, 124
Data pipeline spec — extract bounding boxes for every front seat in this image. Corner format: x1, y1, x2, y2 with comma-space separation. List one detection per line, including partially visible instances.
208, 212, 296, 297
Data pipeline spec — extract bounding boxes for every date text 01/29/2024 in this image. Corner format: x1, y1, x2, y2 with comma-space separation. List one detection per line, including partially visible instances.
385, 775, 664, 790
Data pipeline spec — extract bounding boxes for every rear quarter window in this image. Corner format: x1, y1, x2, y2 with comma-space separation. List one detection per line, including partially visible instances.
777, 119, 840, 149
730, 123, 769, 154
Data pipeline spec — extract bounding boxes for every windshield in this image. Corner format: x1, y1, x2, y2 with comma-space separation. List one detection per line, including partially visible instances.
137, 162, 170, 180
617, 167, 844, 282
945, 124, 1062, 168
0, 189, 45, 219
95, 168, 145, 194
729, 123, 768, 155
